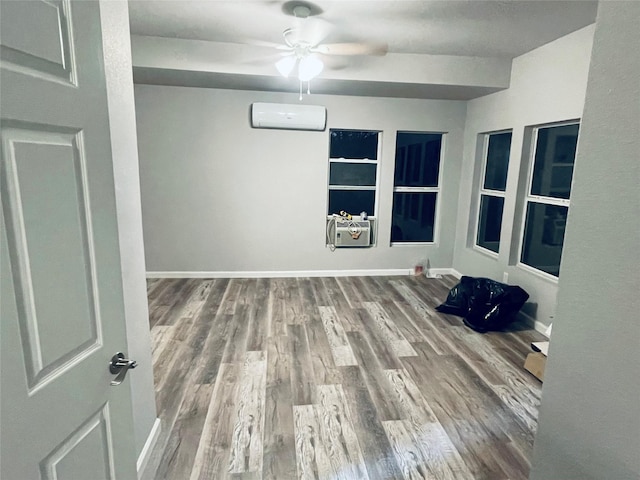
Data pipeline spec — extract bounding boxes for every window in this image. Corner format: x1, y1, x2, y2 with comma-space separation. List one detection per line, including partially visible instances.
519, 122, 579, 277
391, 132, 443, 243
327, 129, 379, 216
475, 131, 512, 254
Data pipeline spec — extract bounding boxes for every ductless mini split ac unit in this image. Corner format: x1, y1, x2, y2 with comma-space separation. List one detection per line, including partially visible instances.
251, 103, 327, 131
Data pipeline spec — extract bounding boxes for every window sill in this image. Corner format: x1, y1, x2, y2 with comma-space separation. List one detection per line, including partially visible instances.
326, 215, 376, 220
515, 262, 560, 284
390, 241, 436, 247
472, 245, 499, 260
329, 158, 378, 164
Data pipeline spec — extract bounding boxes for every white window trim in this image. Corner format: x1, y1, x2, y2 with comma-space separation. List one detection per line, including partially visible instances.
516, 121, 578, 279
390, 131, 445, 246
328, 186, 376, 191
390, 241, 434, 247
517, 259, 561, 284
472, 130, 511, 258
393, 186, 440, 193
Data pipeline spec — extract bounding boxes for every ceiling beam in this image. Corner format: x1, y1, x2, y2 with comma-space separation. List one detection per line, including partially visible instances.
131, 35, 512, 99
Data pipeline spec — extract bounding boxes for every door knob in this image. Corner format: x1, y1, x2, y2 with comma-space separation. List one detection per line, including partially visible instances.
109, 352, 137, 386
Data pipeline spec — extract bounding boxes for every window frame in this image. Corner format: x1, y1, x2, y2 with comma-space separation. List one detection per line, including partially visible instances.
517, 120, 579, 281
390, 131, 445, 246
473, 130, 512, 257
326, 129, 382, 244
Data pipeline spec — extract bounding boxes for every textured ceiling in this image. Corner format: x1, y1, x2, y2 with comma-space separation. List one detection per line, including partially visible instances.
128, 0, 598, 59
128, 0, 598, 99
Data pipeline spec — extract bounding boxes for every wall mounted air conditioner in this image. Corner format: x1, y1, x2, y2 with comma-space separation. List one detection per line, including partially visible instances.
334, 220, 371, 247
251, 103, 327, 131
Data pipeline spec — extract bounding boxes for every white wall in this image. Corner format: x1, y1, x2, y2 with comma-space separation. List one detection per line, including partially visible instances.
452, 25, 595, 328
530, 2, 640, 478
99, 0, 157, 460
135, 87, 466, 275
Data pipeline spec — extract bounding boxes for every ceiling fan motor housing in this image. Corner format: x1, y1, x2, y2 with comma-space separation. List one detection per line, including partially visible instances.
292, 5, 311, 19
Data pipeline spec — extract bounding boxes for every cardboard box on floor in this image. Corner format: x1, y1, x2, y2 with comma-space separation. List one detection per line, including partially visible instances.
524, 340, 549, 381
524, 352, 546, 381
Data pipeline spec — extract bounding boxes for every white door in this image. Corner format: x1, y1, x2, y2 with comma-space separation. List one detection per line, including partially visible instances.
1, 1, 139, 479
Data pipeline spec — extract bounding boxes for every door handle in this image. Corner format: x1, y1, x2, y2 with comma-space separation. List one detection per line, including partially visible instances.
109, 352, 137, 386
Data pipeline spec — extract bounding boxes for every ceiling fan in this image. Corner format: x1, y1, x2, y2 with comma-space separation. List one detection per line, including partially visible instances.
269, 3, 388, 98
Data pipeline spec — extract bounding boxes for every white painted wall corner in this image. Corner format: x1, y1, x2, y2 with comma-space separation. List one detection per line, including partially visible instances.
517, 310, 550, 337
447, 268, 463, 279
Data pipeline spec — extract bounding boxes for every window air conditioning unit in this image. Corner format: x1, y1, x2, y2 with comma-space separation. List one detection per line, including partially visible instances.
334, 220, 371, 247
251, 103, 326, 131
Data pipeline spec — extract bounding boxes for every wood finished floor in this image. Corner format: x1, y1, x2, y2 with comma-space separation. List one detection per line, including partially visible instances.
142, 275, 545, 480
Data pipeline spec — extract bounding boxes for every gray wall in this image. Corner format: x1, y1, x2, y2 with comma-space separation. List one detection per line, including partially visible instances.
135, 87, 466, 274
99, 0, 157, 458
530, 2, 640, 478
452, 25, 595, 328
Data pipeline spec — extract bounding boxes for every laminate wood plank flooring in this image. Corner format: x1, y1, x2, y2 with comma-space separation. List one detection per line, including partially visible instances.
143, 276, 545, 480
318, 306, 358, 366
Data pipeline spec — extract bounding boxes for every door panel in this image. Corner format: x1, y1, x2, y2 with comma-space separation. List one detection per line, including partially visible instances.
0, 0, 75, 83
1, 1, 138, 479
40, 405, 115, 480
3, 127, 101, 390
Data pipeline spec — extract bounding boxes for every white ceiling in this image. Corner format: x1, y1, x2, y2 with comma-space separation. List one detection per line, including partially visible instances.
128, 0, 598, 99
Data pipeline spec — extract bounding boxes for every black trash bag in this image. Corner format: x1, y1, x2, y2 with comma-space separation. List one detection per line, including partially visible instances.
436, 276, 529, 333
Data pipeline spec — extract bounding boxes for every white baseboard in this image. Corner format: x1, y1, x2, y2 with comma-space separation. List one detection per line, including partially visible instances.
518, 311, 550, 337
533, 320, 550, 336
146, 268, 461, 279
447, 268, 463, 279
137, 418, 161, 477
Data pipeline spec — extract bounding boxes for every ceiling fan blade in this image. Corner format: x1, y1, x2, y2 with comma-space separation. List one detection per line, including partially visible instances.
240, 38, 292, 50
318, 54, 350, 71
239, 52, 291, 66
314, 42, 388, 56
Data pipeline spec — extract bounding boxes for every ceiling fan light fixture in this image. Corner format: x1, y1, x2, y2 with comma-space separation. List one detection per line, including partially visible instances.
298, 55, 324, 81
275, 56, 296, 77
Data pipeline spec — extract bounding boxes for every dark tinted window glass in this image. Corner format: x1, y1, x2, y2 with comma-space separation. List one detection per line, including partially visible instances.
391, 192, 437, 242
531, 124, 579, 199
329, 163, 377, 186
476, 195, 505, 253
484, 132, 511, 191
394, 133, 441, 187
328, 190, 375, 216
521, 202, 568, 276
330, 130, 378, 159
